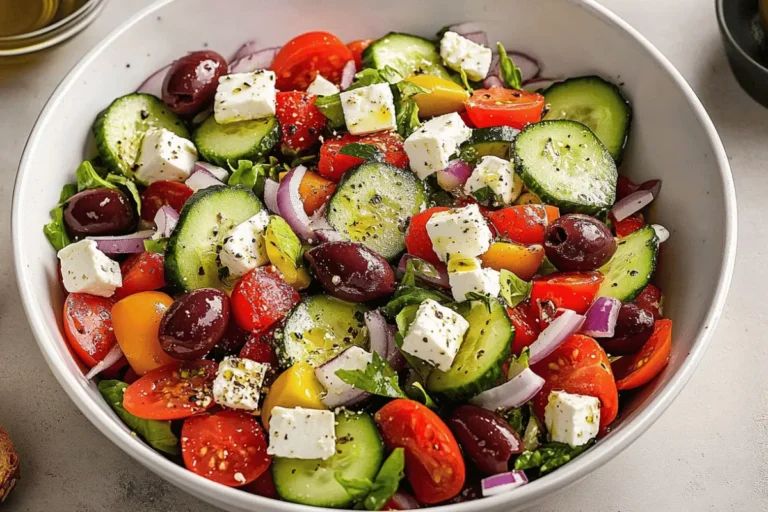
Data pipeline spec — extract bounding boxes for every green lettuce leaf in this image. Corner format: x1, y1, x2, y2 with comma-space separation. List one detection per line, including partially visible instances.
499, 269, 532, 309
106, 173, 142, 216
339, 143, 385, 162
506, 346, 530, 380
514, 441, 593, 474
335, 352, 405, 399
144, 238, 167, 254
335, 448, 406, 511
404, 371, 437, 409
267, 215, 302, 264
539, 256, 558, 276
315, 94, 346, 128
57, 184, 78, 206
43, 207, 71, 252
76, 160, 116, 192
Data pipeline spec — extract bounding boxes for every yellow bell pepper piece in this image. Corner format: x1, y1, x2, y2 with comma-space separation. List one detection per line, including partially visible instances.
404, 75, 470, 118
264, 217, 312, 290
261, 362, 327, 428
480, 242, 545, 281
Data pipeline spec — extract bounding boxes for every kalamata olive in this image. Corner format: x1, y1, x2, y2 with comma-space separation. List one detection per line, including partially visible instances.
162, 50, 228, 116
304, 242, 396, 302
160, 288, 230, 360
205, 319, 251, 361
599, 303, 654, 354
544, 214, 616, 271
447, 405, 523, 475
63, 188, 137, 239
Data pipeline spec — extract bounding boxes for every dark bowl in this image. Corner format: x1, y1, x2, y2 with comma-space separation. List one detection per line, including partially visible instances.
717, 0, 768, 106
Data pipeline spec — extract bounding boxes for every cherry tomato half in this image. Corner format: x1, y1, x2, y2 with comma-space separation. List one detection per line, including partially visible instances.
231, 266, 300, 332
487, 205, 559, 246
405, 207, 451, 267
240, 324, 279, 367
140, 181, 194, 222
114, 252, 166, 300
275, 91, 326, 153
271, 31, 353, 90
347, 39, 374, 70
507, 302, 541, 356
63, 293, 118, 368
464, 88, 545, 129
613, 319, 672, 390
612, 212, 645, 238
318, 132, 409, 183
530, 271, 604, 317
182, 410, 271, 486
241, 469, 279, 498
123, 360, 217, 420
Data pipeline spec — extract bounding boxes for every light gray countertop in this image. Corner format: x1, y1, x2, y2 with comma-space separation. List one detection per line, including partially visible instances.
1, 0, 766, 510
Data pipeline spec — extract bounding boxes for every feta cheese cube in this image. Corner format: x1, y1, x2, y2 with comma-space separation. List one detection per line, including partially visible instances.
439, 31, 493, 81
404, 112, 472, 180
219, 210, 270, 277
426, 203, 493, 262
134, 127, 198, 185
401, 299, 469, 371
448, 257, 501, 302
465, 156, 516, 205
267, 406, 336, 460
340, 83, 396, 135
212, 357, 270, 411
544, 390, 601, 447
57, 239, 122, 297
214, 70, 277, 124
307, 74, 340, 96
315, 347, 373, 403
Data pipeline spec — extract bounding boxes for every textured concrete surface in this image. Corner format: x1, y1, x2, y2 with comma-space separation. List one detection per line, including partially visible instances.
1, 0, 766, 510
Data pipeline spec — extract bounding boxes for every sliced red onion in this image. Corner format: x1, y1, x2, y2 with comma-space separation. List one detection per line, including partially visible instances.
580, 297, 621, 338
523, 76, 563, 92
448, 23, 487, 44
152, 206, 179, 239
264, 178, 280, 215
387, 325, 407, 371
642, 179, 662, 198
364, 310, 389, 357
488, 51, 540, 86
88, 230, 155, 254
137, 63, 172, 97
396, 254, 450, 289
340, 60, 356, 90
652, 224, 669, 243
528, 309, 586, 365
232, 40, 261, 61
389, 491, 420, 509
611, 189, 655, 222
185, 169, 223, 192
481, 470, 529, 497
436, 159, 473, 191
482, 75, 504, 89
194, 161, 229, 181
470, 368, 545, 411
315, 348, 371, 408
307, 205, 343, 243
229, 46, 280, 73
276, 165, 313, 242
85, 344, 125, 380
461, 31, 489, 47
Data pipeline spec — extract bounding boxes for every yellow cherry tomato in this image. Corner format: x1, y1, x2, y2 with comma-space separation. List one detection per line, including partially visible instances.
404, 75, 470, 118
480, 242, 545, 281
112, 291, 177, 376
261, 362, 327, 428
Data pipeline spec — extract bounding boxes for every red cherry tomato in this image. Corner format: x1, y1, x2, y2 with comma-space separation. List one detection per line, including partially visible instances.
405, 207, 451, 267
531, 334, 619, 431
613, 319, 672, 390
612, 212, 645, 238
114, 252, 166, 300
123, 360, 217, 420
275, 91, 326, 153
375, 399, 465, 504
530, 271, 604, 318
271, 31, 353, 91
182, 410, 271, 486
634, 283, 663, 320
347, 39, 374, 69
318, 132, 410, 183
140, 181, 194, 222
241, 469, 279, 498
63, 293, 118, 368
464, 88, 545, 129
488, 205, 559, 246
231, 267, 300, 332
240, 324, 279, 367
507, 302, 541, 355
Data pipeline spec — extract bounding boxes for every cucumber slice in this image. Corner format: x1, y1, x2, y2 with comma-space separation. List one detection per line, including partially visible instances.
543, 76, 632, 163
468, 126, 519, 159
362, 32, 452, 80
597, 225, 658, 301
276, 295, 370, 369
426, 299, 513, 401
93, 93, 189, 176
272, 410, 384, 508
514, 120, 617, 215
193, 115, 279, 167
165, 185, 263, 291
326, 162, 428, 261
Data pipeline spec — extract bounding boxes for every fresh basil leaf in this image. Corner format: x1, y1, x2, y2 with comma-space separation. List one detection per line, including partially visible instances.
228, 159, 269, 198
43, 207, 71, 252
499, 269, 532, 309
379, 66, 405, 84
505, 407, 526, 434
339, 143, 385, 162
404, 371, 437, 409
382, 286, 451, 319
336, 351, 405, 399
358, 448, 405, 510
497, 42, 523, 90
106, 173, 142, 216
394, 305, 433, 381
538, 256, 558, 276
399, 258, 446, 289
507, 347, 530, 379
98, 380, 179, 455
513, 441, 593, 474
458, 145, 479, 167
267, 215, 302, 264
458, 68, 473, 93
76, 160, 116, 192
471, 186, 494, 205
394, 96, 421, 139
315, 94, 346, 128
335, 474, 373, 501
397, 81, 429, 98
522, 404, 543, 451
58, 184, 78, 206
465, 292, 495, 313
144, 238, 167, 254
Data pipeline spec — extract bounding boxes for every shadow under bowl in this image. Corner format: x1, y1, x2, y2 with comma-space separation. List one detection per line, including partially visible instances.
717, 0, 768, 106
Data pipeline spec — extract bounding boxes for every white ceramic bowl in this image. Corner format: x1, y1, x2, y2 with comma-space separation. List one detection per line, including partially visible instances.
11, 0, 737, 510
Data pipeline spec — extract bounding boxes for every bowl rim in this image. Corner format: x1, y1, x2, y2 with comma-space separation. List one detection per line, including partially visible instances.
11, 0, 737, 510
715, 0, 768, 75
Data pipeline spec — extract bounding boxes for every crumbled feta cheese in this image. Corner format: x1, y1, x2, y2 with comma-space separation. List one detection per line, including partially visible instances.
426, 203, 494, 262
448, 257, 501, 302
404, 112, 472, 180
267, 406, 336, 460
439, 31, 493, 81
544, 390, 601, 447
57, 239, 122, 297
214, 70, 277, 124
465, 156, 516, 204
340, 83, 396, 135
219, 210, 270, 277
212, 357, 270, 411
315, 347, 373, 402
400, 299, 469, 371
134, 127, 197, 185
307, 74, 340, 96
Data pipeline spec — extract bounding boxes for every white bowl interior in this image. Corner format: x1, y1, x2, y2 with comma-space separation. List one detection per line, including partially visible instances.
12, 0, 735, 511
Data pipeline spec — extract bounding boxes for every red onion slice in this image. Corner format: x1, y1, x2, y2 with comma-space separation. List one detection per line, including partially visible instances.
307, 205, 343, 243
470, 368, 545, 411
153, 206, 179, 239
580, 297, 621, 338
137, 63, 173, 97
461, 31, 489, 47
386, 325, 407, 371
396, 254, 450, 289
340, 60, 356, 90
523, 76, 563, 92
263, 178, 280, 215
232, 40, 261, 61
488, 51, 540, 86
229, 46, 280, 73
652, 224, 669, 243
389, 491, 420, 509
315, 348, 371, 408
482, 75, 504, 89
528, 309, 586, 365
194, 161, 229, 181
85, 343, 125, 380
481, 470, 529, 497
276, 166, 314, 242
87, 230, 155, 254
185, 169, 223, 192
448, 23, 487, 43
611, 189, 654, 222
364, 310, 389, 357
436, 159, 472, 191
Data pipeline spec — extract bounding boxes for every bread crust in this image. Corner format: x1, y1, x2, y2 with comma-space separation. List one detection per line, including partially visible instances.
0, 426, 19, 503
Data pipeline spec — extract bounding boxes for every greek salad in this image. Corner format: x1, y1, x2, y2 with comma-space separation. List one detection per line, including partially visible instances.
44, 24, 672, 509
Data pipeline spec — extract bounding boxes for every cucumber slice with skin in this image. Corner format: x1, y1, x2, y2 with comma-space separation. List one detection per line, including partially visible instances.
597, 225, 658, 301
272, 410, 384, 508
276, 295, 370, 369
193, 115, 279, 167
468, 126, 519, 159
326, 162, 428, 261
543, 76, 632, 163
425, 299, 513, 401
165, 185, 263, 291
362, 32, 452, 80
514, 120, 617, 215
93, 93, 189, 177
